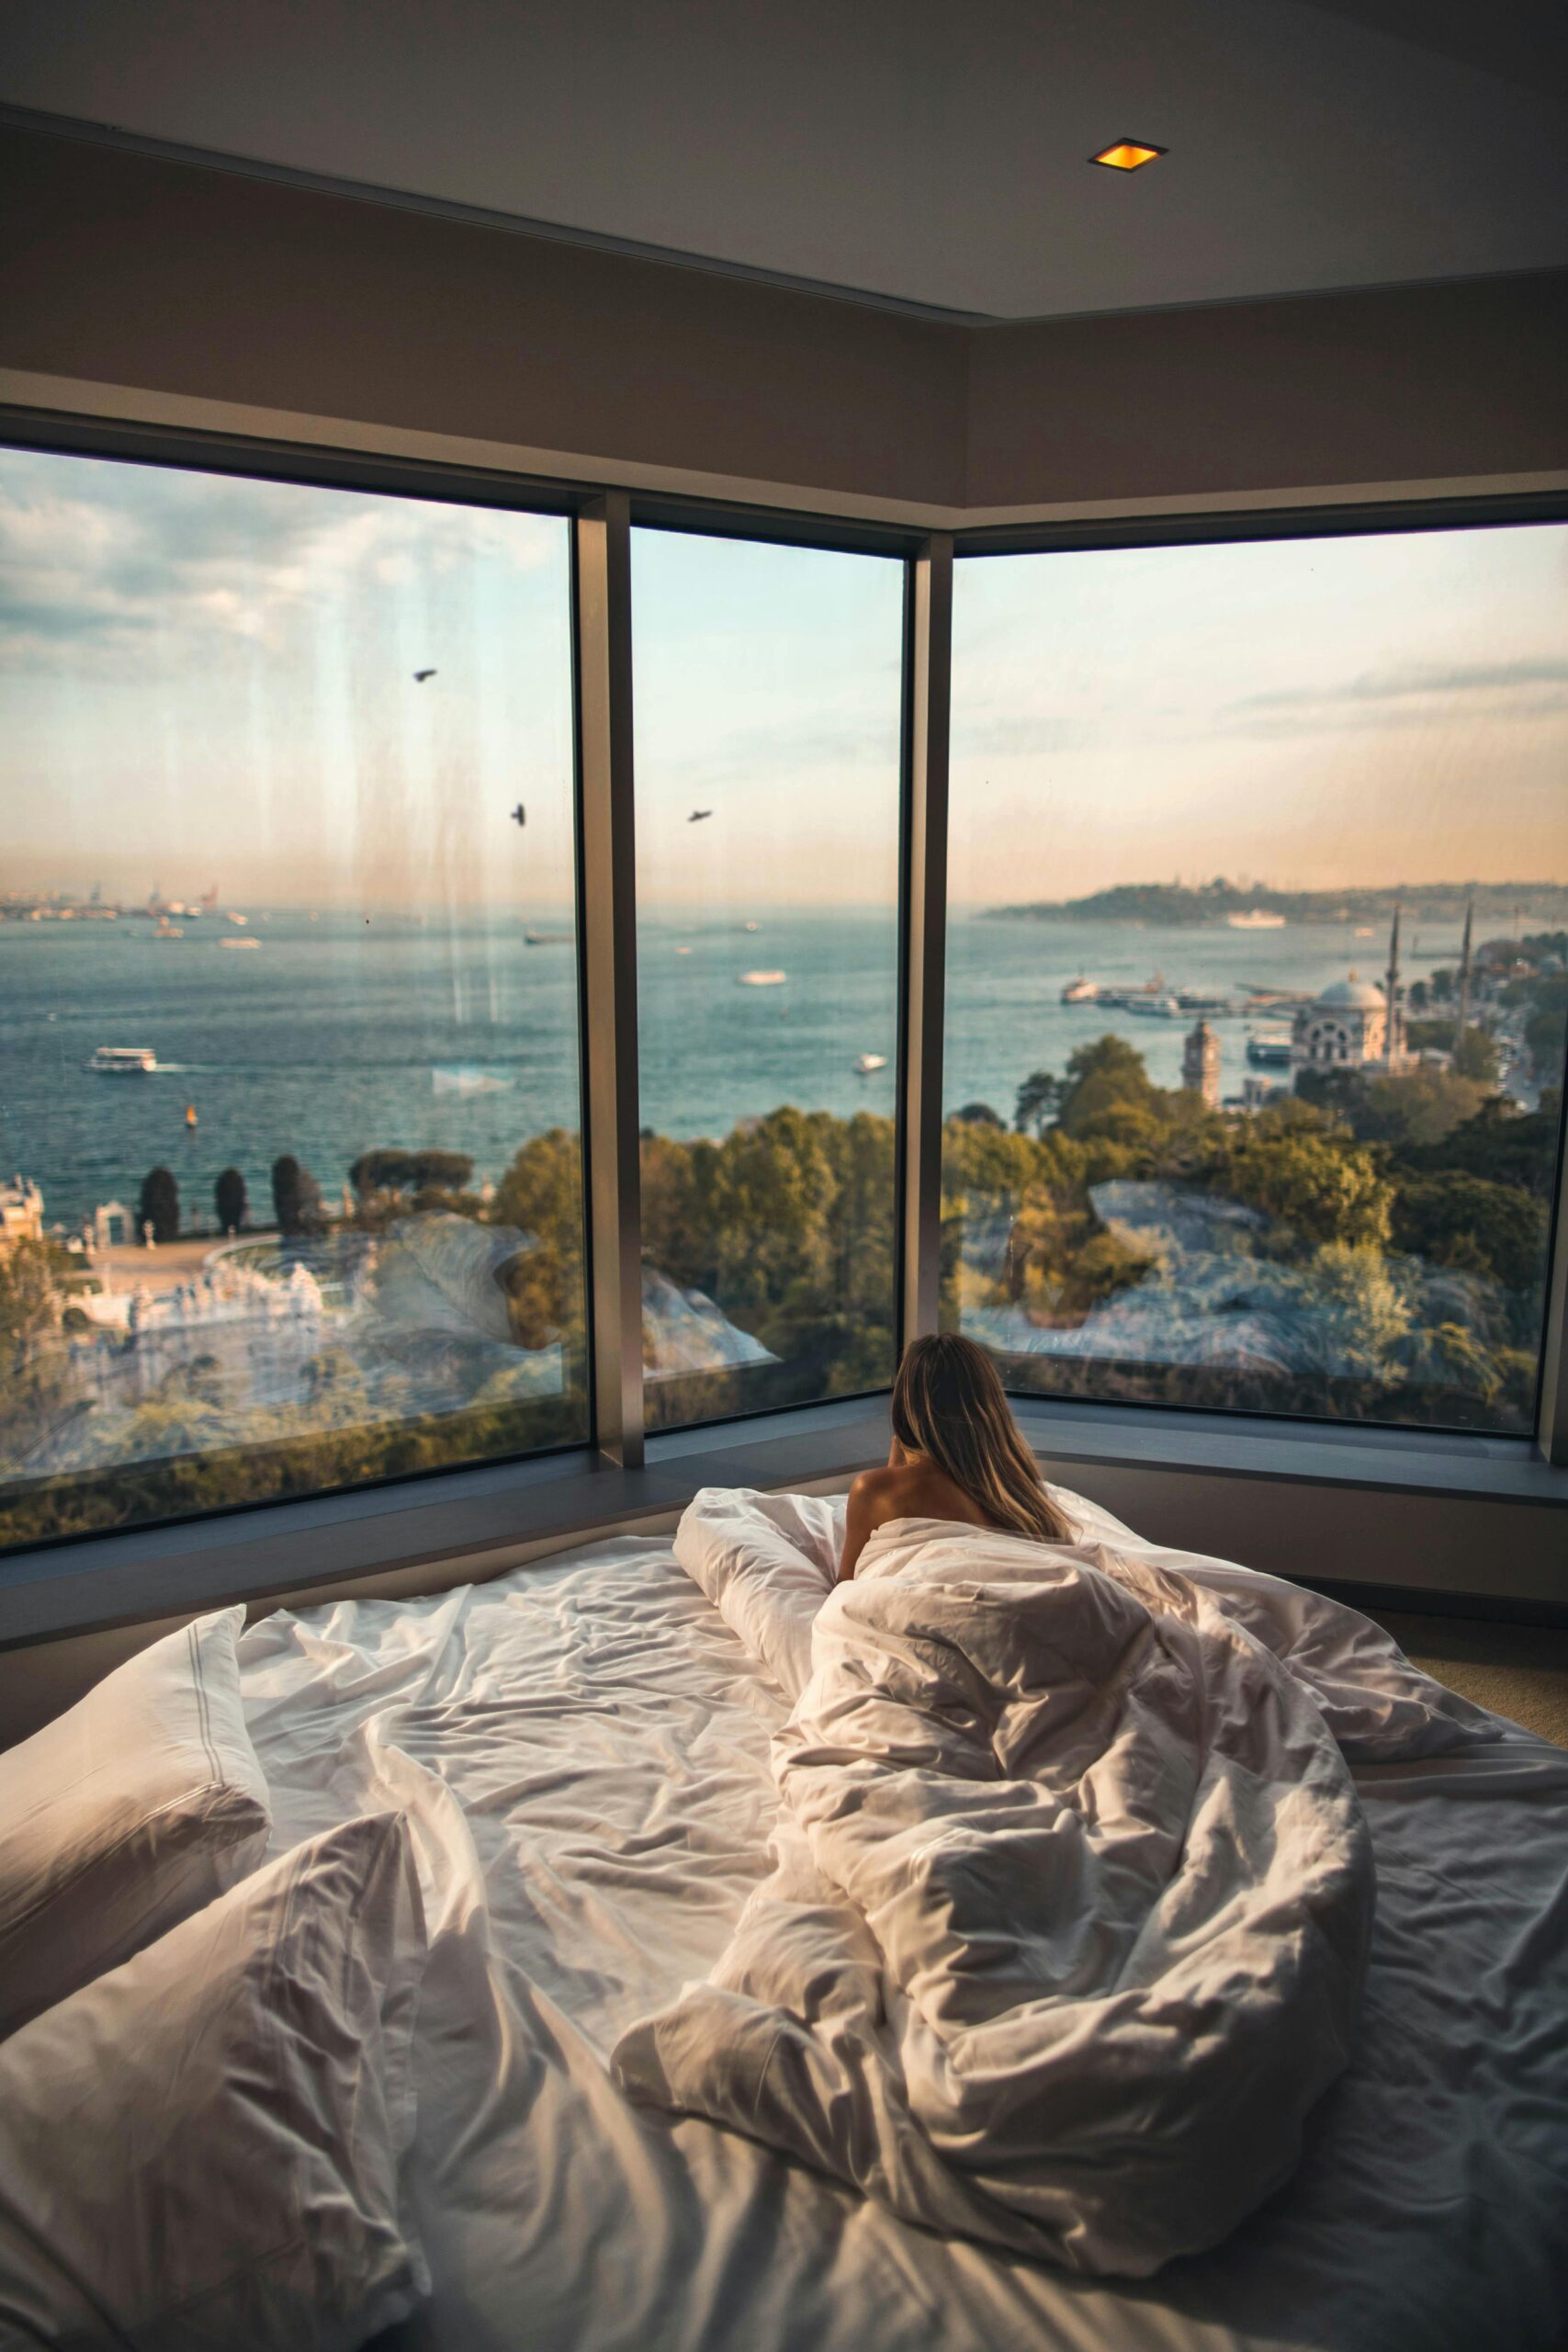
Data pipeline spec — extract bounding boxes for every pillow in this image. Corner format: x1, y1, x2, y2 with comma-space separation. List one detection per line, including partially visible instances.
0, 1605, 271, 2040
0, 1811, 429, 2352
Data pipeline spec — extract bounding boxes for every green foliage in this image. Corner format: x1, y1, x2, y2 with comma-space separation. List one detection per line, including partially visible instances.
1014, 1069, 1062, 1136
138, 1166, 179, 1243
1450, 1028, 1502, 1085
350, 1148, 476, 1201
1211, 1125, 1392, 1250
214, 1167, 247, 1235
1390, 1171, 1548, 1293
271, 1155, 325, 1238
952, 1102, 1004, 1128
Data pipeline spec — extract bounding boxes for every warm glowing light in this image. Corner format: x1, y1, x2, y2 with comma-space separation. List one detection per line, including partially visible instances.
1089, 140, 1166, 171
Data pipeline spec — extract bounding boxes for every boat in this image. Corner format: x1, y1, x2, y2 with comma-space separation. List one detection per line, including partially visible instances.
87, 1046, 157, 1075
1247, 1029, 1294, 1068
152, 918, 184, 939
1127, 993, 1184, 1018
738, 969, 786, 987
1226, 910, 1287, 930
1060, 977, 1099, 1003
525, 930, 574, 946
853, 1053, 887, 1075
220, 936, 261, 950
185, 1103, 198, 1129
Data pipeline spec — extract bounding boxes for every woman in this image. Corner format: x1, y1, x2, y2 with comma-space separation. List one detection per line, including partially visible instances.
838, 1331, 1073, 1581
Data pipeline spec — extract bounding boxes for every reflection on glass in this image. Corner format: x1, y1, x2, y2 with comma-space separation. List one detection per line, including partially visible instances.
0, 447, 587, 1550
632, 526, 904, 1427
944, 526, 1568, 1433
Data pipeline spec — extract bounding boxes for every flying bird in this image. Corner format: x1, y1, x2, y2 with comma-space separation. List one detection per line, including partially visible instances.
510, 804, 526, 829
688, 809, 713, 823
413, 668, 437, 684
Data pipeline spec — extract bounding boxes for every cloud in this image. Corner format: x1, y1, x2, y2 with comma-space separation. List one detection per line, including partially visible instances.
0, 448, 560, 673
1222, 653, 1568, 724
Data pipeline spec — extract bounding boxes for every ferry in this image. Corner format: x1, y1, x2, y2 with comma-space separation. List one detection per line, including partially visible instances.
87, 1046, 158, 1075
1127, 993, 1184, 1019
1247, 1029, 1294, 1069
220, 936, 262, 950
1226, 909, 1287, 930
738, 969, 786, 987
1060, 977, 1099, 1003
853, 1053, 887, 1075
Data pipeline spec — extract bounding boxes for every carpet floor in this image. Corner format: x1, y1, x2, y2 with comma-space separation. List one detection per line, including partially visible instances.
1371, 1611, 1568, 1749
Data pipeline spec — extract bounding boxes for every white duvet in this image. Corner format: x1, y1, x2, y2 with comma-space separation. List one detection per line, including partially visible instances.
613, 1486, 1500, 2276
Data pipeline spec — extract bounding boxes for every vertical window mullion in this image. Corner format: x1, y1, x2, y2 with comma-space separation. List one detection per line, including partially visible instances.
898, 533, 953, 1351
574, 492, 646, 1468
1538, 1093, 1568, 1464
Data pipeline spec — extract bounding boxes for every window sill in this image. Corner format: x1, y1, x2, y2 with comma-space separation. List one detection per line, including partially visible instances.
1, 1392, 1564, 1653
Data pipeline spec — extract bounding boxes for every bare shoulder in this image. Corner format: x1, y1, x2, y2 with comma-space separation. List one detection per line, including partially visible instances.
847, 1464, 917, 1522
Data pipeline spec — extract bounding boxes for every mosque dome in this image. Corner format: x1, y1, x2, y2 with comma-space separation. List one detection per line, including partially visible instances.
1316, 977, 1387, 1010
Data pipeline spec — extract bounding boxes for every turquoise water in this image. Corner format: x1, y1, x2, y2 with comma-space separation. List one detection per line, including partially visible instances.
0, 905, 1454, 1231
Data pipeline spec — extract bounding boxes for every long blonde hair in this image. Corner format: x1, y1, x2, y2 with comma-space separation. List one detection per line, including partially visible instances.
891, 1333, 1072, 1544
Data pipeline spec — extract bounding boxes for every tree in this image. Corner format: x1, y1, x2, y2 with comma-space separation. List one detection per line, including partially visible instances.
953, 1102, 1004, 1129
1214, 1127, 1391, 1251
1055, 1035, 1162, 1141
139, 1166, 179, 1244
350, 1148, 474, 1204
214, 1167, 248, 1235
1450, 1027, 1501, 1087
271, 1154, 325, 1238
1014, 1070, 1062, 1136
1390, 1171, 1547, 1294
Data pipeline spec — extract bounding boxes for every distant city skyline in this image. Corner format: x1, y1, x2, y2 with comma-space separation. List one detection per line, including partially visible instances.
4, 447, 1565, 908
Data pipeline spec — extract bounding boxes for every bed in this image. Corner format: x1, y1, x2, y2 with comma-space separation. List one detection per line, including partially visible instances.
232, 1487, 1568, 2352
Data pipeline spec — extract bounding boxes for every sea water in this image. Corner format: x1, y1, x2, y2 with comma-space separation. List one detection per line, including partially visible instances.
0, 906, 1453, 1231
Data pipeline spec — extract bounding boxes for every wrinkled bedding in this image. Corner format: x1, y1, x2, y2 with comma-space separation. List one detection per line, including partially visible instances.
234, 1488, 1568, 2352
612, 1489, 1499, 2274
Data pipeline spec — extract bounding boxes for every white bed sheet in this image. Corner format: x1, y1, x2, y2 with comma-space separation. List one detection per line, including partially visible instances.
237, 1531, 1568, 2352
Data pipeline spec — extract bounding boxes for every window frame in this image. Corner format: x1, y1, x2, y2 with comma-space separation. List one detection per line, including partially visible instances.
0, 402, 1562, 1611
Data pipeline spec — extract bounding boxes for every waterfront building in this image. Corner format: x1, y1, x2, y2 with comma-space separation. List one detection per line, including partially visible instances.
1181, 1019, 1221, 1109
1291, 909, 1412, 1080
0, 1176, 44, 1257
91, 1200, 133, 1250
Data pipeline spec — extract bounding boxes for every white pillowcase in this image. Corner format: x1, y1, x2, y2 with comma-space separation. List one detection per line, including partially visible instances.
0, 1810, 430, 2352
0, 1604, 271, 2040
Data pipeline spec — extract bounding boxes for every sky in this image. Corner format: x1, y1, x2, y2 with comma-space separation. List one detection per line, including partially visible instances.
2, 444, 1564, 910
950, 525, 1568, 905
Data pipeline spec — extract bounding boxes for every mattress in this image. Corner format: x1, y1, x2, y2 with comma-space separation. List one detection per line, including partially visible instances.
236, 1526, 1568, 2352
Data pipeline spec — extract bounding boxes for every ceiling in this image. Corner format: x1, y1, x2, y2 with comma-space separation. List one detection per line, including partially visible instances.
6, 0, 1566, 321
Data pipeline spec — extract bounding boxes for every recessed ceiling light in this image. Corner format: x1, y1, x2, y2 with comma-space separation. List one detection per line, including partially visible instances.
1089, 140, 1166, 172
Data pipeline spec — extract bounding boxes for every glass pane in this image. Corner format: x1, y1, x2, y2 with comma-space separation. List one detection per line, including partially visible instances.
945, 525, 1568, 1434
633, 527, 904, 1428
0, 446, 588, 1551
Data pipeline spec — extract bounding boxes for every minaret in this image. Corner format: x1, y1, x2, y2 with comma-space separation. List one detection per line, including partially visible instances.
1383, 904, 1404, 1068
1455, 897, 1474, 1044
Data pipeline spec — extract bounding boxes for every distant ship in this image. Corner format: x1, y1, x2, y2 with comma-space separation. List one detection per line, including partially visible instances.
152, 918, 184, 939
1226, 910, 1287, 930
1247, 1029, 1294, 1068
853, 1053, 887, 1075
738, 969, 786, 987
525, 930, 573, 946
87, 1046, 157, 1075
1060, 977, 1098, 1003
1127, 993, 1184, 1018
220, 936, 262, 950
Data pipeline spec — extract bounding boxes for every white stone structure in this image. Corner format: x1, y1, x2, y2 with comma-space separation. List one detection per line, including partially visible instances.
0, 1175, 44, 1256
1292, 976, 1390, 1074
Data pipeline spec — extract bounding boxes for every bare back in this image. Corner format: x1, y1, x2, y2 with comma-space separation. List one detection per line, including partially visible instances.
838, 1452, 998, 1582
